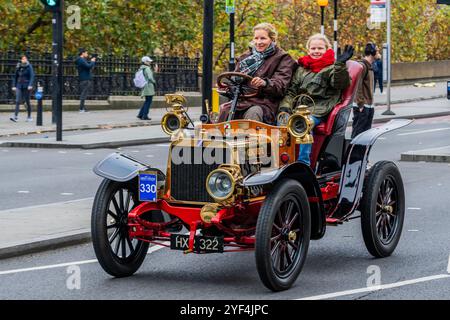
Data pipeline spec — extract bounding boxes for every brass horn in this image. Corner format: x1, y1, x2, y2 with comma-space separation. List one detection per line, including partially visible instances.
161, 94, 189, 135
287, 94, 315, 144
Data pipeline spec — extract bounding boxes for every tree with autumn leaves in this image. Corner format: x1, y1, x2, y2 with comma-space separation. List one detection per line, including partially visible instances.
0, 0, 448, 70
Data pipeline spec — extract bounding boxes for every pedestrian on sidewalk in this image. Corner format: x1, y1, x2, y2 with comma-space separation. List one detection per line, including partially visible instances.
136, 56, 156, 120
373, 52, 383, 94
75, 48, 96, 113
10, 55, 35, 122
351, 42, 377, 139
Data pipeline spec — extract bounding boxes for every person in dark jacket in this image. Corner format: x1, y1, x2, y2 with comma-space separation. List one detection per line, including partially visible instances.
279, 33, 353, 165
75, 48, 96, 112
373, 52, 383, 93
351, 43, 377, 139
10, 55, 35, 122
218, 23, 296, 124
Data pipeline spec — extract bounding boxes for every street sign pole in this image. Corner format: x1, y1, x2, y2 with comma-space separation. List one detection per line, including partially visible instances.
202, 0, 214, 115
48, 0, 64, 139
382, 0, 395, 115
226, 0, 235, 71
333, 0, 338, 58
229, 12, 235, 71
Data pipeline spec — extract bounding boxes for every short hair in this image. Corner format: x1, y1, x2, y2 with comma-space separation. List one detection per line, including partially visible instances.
253, 23, 278, 42
78, 48, 87, 56
306, 33, 332, 50
364, 42, 377, 56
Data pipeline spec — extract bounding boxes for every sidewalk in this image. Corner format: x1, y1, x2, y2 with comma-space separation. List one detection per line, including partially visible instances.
0, 81, 447, 139
0, 83, 449, 260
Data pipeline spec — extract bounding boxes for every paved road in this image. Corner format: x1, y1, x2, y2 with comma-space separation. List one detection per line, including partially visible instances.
0, 144, 170, 210
0, 116, 450, 300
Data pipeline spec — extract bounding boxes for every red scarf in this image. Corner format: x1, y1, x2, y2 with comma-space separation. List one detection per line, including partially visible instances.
298, 49, 335, 73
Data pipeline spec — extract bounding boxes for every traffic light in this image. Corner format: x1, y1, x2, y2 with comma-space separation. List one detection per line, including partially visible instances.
39, 0, 61, 12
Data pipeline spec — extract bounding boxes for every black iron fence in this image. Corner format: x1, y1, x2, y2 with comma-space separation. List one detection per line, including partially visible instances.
0, 51, 199, 104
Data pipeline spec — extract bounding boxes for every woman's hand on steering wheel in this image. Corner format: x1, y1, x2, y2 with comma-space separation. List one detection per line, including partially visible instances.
217, 72, 259, 98
250, 77, 267, 88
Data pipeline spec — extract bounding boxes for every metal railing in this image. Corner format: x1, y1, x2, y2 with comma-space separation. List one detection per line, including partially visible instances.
0, 51, 199, 104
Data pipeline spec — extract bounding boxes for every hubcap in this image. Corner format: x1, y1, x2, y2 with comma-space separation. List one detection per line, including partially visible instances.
107, 188, 138, 259
376, 177, 398, 245
270, 196, 303, 277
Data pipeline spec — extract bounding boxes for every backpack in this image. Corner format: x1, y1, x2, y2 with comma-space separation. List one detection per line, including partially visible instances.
133, 68, 147, 89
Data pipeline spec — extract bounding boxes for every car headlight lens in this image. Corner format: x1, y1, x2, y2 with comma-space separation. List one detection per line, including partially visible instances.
206, 170, 235, 201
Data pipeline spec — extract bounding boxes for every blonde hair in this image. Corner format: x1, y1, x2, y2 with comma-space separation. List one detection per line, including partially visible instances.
253, 23, 278, 42
306, 33, 332, 50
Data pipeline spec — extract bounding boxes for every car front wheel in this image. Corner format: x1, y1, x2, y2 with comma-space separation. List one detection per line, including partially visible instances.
255, 179, 311, 292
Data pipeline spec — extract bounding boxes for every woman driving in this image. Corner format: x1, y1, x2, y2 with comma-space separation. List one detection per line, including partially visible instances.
218, 23, 295, 124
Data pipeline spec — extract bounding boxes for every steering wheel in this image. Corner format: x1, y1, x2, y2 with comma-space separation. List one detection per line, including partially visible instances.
217, 72, 259, 98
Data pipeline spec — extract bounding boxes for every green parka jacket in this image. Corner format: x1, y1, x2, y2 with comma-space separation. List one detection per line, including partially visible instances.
279, 61, 351, 117
140, 65, 156, 97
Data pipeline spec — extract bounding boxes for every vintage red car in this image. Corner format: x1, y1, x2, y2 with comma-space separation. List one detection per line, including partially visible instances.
91, 61, 411, 291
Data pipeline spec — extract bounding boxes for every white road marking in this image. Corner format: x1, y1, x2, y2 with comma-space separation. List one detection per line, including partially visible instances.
31, 150, 39, 153
58, 151, 67, 154
0, 243, 167, 276
131, 150, 140, 153
2, 150, 9, 152
83, 152, 93, 155
17, 191, 30, 194
146, 155, 154, 158
408, 230, 419, 232
397, 128, 450, 136
407, 208, 421, 210
297, 274, 450, 300
60, 193, 74, 196
447, 255, 450, 274
156, 144, 170, 147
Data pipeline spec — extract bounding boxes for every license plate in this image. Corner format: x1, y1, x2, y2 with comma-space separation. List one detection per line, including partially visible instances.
139, 172, 157, 202
170, 234, 224, 253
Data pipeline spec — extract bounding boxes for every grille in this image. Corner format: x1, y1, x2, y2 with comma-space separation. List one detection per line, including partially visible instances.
170, 146, 231, 202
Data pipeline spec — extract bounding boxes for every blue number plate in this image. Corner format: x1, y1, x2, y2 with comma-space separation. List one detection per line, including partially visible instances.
139, 172, 158, 202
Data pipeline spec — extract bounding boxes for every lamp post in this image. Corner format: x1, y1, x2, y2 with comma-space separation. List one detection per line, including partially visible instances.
317, 0, 329, 35
202, 0, 214, 115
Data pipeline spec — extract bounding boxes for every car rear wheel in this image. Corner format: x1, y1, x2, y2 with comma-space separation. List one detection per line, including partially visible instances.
91, 179, 149, 277
360, 161, 405, 258
255, 179, 311, 292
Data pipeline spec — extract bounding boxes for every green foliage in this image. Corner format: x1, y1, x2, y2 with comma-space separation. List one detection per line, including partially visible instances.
0, 0, 448, 68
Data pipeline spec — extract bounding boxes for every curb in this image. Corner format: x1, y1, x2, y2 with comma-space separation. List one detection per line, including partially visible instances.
0, 229, 91, 260
372, 111, 450, 124
373, 94, 446, 106
400, 153, 450, 163
0, 136, 170, 149
0, 120, 159, 138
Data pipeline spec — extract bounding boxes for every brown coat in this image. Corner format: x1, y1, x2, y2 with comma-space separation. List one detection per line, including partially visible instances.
219, 46, 295, 123
355, 59, 374, 107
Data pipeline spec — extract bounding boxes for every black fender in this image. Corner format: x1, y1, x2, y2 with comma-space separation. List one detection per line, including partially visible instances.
244, 162, 326, 240
93, 152, 165, 183
331, 119, 412, 220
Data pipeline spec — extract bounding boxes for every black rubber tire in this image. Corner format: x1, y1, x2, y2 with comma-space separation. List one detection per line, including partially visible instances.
255, 179, 311, 292
360, 161, 405, 258
91, 179, 149, 277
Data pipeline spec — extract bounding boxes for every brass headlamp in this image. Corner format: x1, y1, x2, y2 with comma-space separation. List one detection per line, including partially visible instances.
161, 94, 190, 135
287, 94, 315, 144
205, 164, 243, 203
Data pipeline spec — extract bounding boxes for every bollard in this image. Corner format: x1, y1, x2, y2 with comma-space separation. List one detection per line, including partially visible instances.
36, 82, 44, 126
